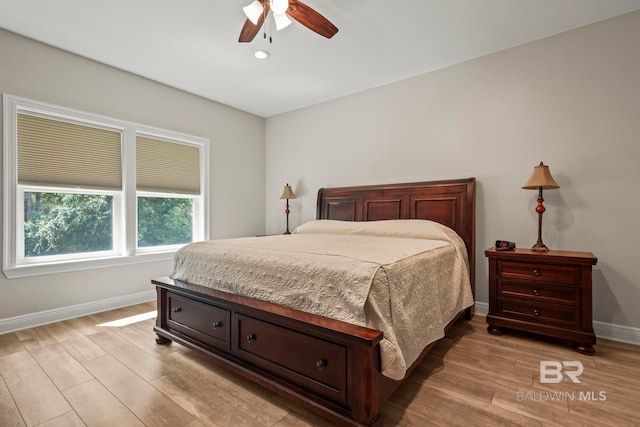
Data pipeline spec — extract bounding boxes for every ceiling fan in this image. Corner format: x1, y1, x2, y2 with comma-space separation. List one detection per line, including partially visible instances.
239, 0, 338, 42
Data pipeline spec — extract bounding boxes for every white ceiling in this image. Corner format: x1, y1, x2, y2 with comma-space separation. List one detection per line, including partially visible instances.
2, 0, 640, 117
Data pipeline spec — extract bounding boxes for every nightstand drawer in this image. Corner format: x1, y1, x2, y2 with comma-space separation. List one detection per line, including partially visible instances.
499, 261, 579, 285
499, 281, 580, 306
497, 298, 579, 328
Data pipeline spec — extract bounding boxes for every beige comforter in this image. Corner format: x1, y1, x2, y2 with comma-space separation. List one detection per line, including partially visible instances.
171, 219, 474, 380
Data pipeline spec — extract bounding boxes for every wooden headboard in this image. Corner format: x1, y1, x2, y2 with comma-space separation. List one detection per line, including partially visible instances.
316, 178, 476, 300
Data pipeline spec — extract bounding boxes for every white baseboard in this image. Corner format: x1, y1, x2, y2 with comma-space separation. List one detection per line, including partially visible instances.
0, 290, 156, 335
474, 301, 489, 316
593, 320, 640, 345
473, 301, 639, 346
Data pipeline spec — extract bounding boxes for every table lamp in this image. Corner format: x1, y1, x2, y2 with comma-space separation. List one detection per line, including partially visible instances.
279, 183, 296, 234
522, 162, 560, 252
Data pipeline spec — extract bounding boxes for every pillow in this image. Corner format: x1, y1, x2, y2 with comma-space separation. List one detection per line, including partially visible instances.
293, 219, 463, 246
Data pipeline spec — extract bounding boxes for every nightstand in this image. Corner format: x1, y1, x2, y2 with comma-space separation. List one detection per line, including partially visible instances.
485, 247, 598, 355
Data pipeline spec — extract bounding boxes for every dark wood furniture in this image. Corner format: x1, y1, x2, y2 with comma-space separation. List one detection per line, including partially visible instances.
153, 178, 476, 427
485, 247, 597, 354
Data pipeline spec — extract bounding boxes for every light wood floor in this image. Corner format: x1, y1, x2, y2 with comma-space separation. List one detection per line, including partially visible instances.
1, 302, 639, 426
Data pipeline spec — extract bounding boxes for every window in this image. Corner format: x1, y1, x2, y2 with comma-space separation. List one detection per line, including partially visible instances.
22, 189, 118, 260
135, 135, 202, 251
3, 95, 210, 278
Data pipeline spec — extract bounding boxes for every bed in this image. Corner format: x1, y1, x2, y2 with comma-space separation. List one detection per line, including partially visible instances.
153, 178, 476, 426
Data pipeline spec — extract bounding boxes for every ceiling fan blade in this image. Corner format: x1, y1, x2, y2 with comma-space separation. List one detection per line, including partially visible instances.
239, 1, 270, 42
287, 1, 338, 39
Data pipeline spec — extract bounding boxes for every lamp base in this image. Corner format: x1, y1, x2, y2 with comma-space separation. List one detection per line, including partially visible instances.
530, 242, 549, 252
531, 195, 550, 253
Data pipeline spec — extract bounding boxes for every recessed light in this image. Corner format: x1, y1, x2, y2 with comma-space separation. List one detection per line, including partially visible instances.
253, 49, 270, 60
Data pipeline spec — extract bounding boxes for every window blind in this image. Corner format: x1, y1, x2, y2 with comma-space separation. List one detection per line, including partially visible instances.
136, 136, 201, 195
17, 113, 122, 190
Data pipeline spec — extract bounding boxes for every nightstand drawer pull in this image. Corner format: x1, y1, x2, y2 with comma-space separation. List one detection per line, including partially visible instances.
315, 359, 328, 371
212, 321, 223, 329
533, 269, 540, 276
172, 307, 182, 313
533, 308, 540, 316
533, 289, 540, 296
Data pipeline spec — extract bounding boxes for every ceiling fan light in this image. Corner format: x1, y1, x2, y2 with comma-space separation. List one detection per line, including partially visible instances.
253, 49, 270, 59
243, 1, 264, 25
273, 13, 292, 31
270, 0, 289, 15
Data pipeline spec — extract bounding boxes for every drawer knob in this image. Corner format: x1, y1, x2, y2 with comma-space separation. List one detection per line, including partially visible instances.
533, 269, 540, 277
533, 308, 540, 316
246, 333, 256, 342
315, 359, 328, 371
172, 307, 182, 313
212, 321, 223, 329
533, 289, 540, 296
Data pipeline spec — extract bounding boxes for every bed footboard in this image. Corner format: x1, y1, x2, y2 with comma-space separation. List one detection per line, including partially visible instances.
153, 277, 384, 427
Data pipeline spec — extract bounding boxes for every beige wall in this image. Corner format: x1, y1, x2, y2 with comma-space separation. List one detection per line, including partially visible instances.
265, 11, 640, 329
0, 29, 265, 320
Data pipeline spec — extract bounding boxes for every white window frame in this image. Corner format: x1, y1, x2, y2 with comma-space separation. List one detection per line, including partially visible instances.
3, 94, 210, 278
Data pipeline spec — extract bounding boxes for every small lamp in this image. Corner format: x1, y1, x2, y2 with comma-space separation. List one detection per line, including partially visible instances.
279, 183, 296, 234
522, 162, 560, 252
